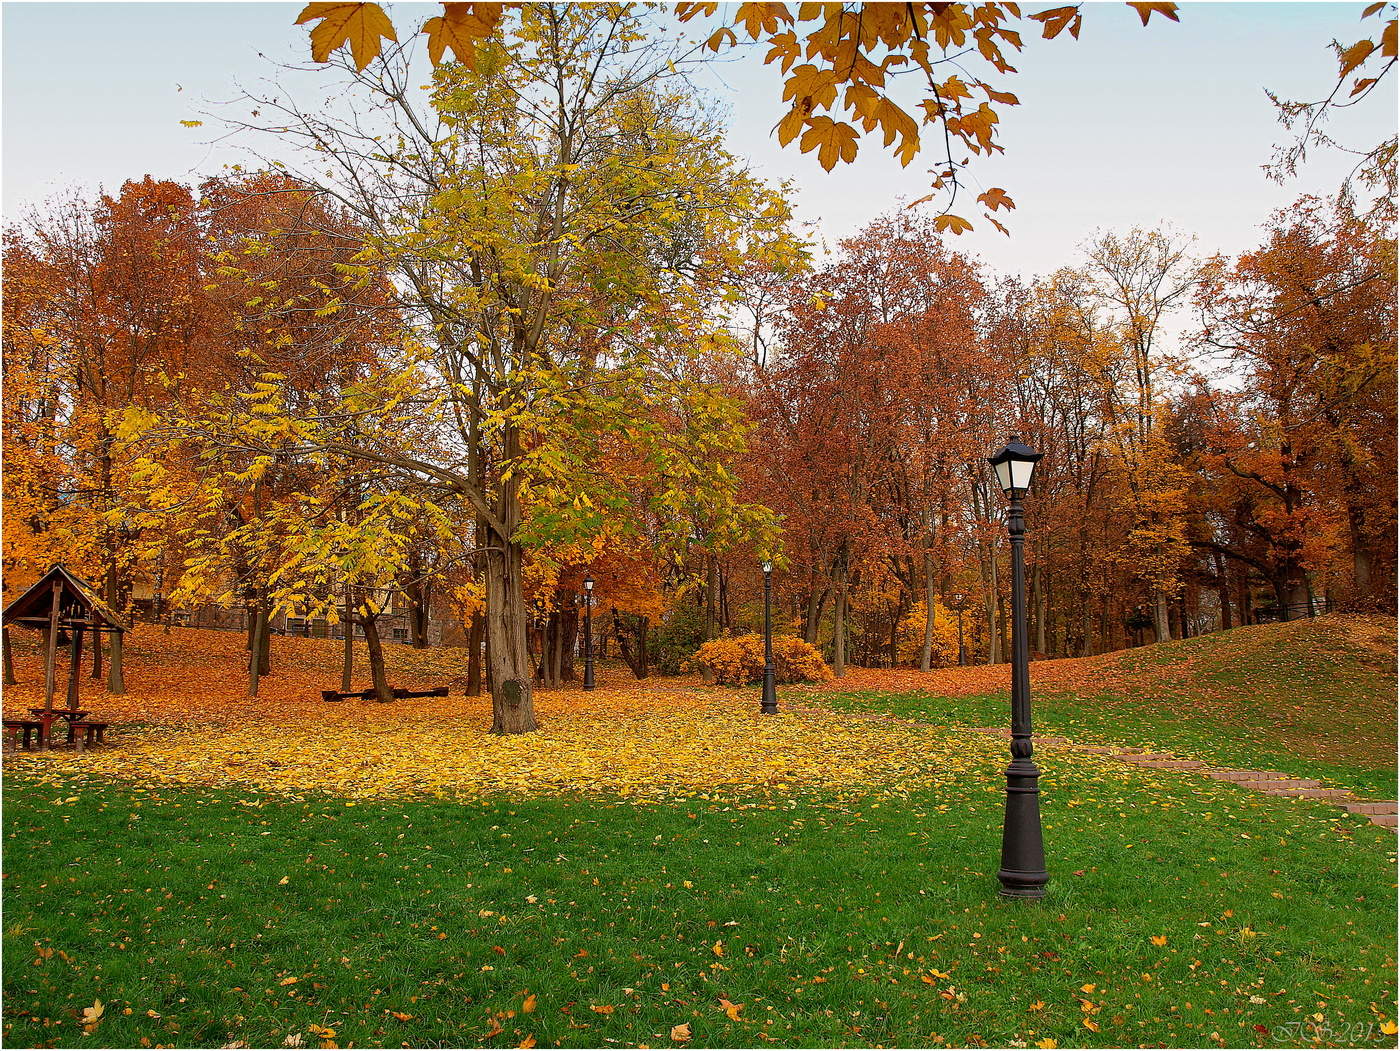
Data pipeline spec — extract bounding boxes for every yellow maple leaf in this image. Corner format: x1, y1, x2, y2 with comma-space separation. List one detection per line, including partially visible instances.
719, 997, 743, 1021
295, 2, 397, 71
933, 213, 974, 235
522, 993, 537, 1013
711, 940, 725, 957
798, 116, 859, 171
421, 4, 505, 67
1379, 1021, 1397, 1036
1150, 935, 1168, 946
1035, 1041, 1058, 1049
1126, 2, 1181, 27
671, 1023, 692, 1042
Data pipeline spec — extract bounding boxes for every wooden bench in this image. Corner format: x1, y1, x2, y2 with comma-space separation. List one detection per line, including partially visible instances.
321, 686, 450, 702
321, 689, 375, 702
3, 719, 43, 751
391, 686, 450, 700
66, 721, 108, 749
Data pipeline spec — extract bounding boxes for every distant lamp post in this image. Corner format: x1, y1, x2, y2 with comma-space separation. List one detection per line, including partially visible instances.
952, 592, 968, 666
987, 435, 1048, 900
761, 559, 778, 715
582, 573, 596, 691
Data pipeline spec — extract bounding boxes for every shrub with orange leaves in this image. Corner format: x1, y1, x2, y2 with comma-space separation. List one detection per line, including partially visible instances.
690, 633, 832, 686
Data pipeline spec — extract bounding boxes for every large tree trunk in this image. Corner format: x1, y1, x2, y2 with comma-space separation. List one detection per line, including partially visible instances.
1151, 590, 1171, 643
104, 564, 126, 694
1032, 557, 1047, 656
984, 541, 1002, 665
919, 550, 937, 672
613, 609, 650, 679
340, 585, 354, 693
258, 599, 272, 677
1214, 550, 1233, 631
535, 602, 577, 686
404, 555, 431, 648
804, 586, 829, 646
246, 603, 267, 698
360, 607, 394, 703
832, 561, 848, 678
465, 609, 485, 697
484, 532, 537, 734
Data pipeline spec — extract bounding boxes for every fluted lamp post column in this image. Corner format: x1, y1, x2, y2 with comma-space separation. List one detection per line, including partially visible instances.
953, 592, 968, 666
987, 436, 1048, 900
761, 559, 778, 715
582, 573, 596, 691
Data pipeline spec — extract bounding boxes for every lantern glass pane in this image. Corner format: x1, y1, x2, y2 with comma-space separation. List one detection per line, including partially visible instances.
993, 458, 1014, 493
1010, 456, 1036, 491
763, 560, 773, 573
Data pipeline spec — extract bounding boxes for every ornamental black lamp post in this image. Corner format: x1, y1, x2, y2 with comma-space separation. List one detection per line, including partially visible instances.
988, 435, 1048, 900
761, 559, 778, 715
952, 592, 968, 666
582, 573, 596, 691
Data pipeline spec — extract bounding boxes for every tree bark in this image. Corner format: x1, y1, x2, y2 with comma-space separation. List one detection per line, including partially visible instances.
919, 550, 937, 672
1151, 590, 1171, 643
246, 603, 267, 698
804, 586, 829, 646
484, 530, 537, 733
465, 609, 485, 696
104, 563, 125, 694
613, 608, 650, 679
832, 561, 848, 677
360, 606, 393, 703
340, 585, 354, 693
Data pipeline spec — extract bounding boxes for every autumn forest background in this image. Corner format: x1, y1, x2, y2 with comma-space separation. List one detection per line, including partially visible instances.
4, 4, 1395, 727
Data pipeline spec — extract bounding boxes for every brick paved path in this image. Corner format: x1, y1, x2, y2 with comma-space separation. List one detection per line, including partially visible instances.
792, 705, 1398, 830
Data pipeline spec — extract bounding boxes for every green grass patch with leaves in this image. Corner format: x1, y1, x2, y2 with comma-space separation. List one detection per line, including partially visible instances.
3, 760, 1395, 1049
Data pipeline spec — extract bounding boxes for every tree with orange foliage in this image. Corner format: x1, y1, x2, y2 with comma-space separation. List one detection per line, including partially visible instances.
1192, 192, 1397, 613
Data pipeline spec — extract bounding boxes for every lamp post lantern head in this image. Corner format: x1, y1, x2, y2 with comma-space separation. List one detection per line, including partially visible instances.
583, 574, 594, 593
762, 559, 773, 574
988, 435, 1043, 498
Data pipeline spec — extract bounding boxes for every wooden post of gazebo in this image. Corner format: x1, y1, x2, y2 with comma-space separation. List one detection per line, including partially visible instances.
42, 581, 62, 715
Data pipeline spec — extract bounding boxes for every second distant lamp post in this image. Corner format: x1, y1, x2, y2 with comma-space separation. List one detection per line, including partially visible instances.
761, 559, 778, 715
952, 591, 968, 666
987, 435, 1048, 900
582, 573, 596, 691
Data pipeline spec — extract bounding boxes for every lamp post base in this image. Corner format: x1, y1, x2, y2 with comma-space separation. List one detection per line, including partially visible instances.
760, 667, 778, 715
997, 758, 1048, 899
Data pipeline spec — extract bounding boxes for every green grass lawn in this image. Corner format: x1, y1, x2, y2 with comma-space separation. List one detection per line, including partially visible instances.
4, 759, 1395, 1049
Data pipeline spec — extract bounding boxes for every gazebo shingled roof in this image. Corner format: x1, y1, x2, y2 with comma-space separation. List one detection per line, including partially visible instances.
3, 564, 127, 634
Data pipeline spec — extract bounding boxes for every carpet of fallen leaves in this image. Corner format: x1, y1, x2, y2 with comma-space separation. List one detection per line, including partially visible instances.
6, 616, 1391, 803
3, 625, 1076, 803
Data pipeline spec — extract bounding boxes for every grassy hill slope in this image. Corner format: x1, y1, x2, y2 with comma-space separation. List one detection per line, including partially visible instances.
816, 614, 1398, 798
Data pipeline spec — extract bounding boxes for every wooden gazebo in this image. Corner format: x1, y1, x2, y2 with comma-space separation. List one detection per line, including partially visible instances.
2, 565, 124, 749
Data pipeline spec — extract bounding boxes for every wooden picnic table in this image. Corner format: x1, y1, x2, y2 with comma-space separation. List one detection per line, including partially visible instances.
27, 708, 89, 749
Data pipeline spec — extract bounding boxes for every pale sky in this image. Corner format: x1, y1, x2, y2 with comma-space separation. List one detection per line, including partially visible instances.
3, 2, 1394, 282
